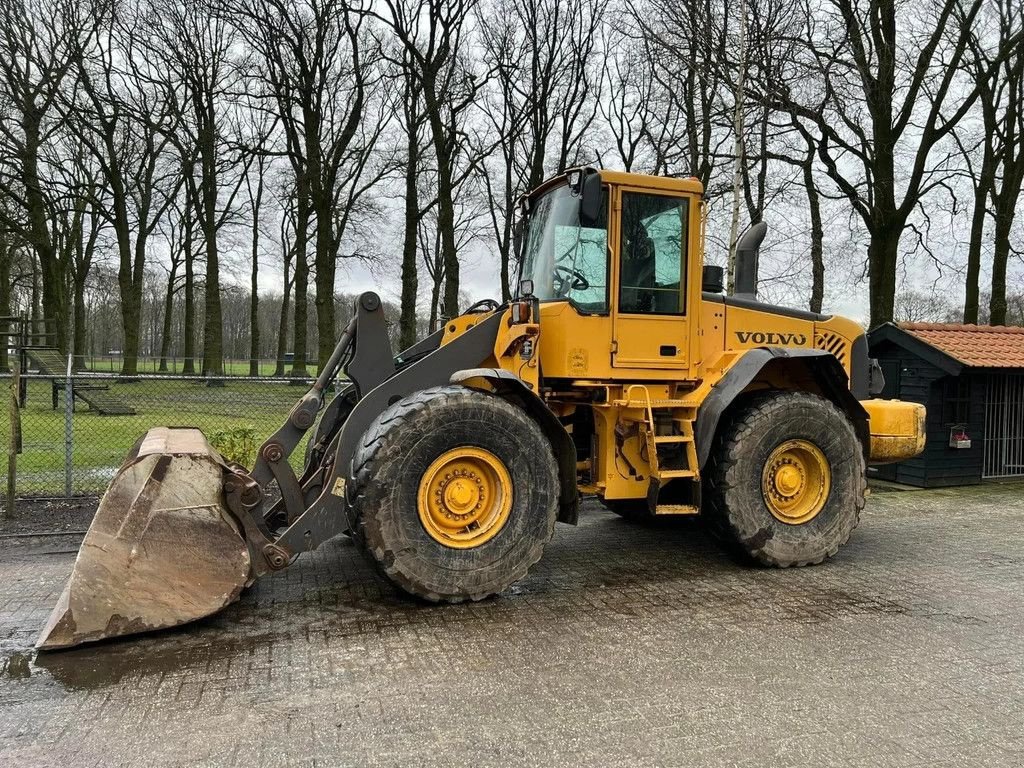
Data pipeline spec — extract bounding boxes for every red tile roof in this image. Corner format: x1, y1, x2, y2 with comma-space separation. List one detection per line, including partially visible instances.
898, 322, 1024, 368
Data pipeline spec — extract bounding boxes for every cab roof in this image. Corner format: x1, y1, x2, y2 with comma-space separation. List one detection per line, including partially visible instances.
527, 168, 705, 200
597, 169, 704, 195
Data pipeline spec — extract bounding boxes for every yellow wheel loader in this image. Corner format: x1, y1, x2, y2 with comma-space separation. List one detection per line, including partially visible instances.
37, 169, 926, 650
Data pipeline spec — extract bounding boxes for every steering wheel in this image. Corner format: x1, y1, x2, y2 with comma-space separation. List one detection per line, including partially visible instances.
553, 265, 590, 295
465, 298, 501, 313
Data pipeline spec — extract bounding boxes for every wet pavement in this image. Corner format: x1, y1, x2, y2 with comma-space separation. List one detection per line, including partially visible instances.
1, 483, 1023, 767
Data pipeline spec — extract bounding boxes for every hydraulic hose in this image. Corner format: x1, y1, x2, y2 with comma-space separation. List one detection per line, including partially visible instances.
314, 314, 359, 395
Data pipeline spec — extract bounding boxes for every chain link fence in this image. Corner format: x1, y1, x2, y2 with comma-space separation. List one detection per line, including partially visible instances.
2, 366, 333, 500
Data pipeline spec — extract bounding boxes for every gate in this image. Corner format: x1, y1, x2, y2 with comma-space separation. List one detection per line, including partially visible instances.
983, 372, 1024, 478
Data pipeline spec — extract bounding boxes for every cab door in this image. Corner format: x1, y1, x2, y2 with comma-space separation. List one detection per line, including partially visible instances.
611, 187, 693, 371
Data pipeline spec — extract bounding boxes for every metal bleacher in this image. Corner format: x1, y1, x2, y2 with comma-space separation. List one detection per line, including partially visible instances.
23, 346, 136, 416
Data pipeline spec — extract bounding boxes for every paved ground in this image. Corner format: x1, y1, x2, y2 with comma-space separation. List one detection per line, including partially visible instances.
1, 483, 1023, 767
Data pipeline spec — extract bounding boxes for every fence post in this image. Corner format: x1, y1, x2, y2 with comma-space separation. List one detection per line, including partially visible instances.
6, 355, 20, 518
64, 353, 73, 498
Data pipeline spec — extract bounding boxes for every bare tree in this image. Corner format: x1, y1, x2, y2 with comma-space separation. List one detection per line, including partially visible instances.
154, 207, 187, 371
377, 0, 490, 320
0, 0, 103, 352
974, 1, 1024, 325
68, 4, 185, 374
396, 52, 430, 348
623, 0, 730, 186
45, 136, 107, 369
478, 0, 606, 299
148, 0, 247, 376
273, 184, 298, 376
756, 0, 994, 328
229, 0, 387, 372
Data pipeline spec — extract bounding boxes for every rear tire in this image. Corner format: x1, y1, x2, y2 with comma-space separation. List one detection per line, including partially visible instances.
348, 385, 559, 602
705, 391, 866, 567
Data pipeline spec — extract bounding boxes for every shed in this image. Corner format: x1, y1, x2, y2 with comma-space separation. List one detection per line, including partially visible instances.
867, 322, 1024, 487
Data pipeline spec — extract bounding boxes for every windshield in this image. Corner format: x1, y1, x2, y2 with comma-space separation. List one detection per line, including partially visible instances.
519, 182, 608, 312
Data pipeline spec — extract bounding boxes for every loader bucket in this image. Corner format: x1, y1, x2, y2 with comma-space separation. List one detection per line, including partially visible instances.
37, 427, 252, 650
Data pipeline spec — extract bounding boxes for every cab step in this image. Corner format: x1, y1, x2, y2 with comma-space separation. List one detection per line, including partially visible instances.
653, 434, 693, 444
656, 468, 696, 479
654, 504, 699, 515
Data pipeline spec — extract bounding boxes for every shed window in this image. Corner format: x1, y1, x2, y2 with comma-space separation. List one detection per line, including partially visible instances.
941, 376, 971, 426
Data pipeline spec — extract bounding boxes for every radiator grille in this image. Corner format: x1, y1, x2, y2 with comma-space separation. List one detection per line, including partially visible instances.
814, 331, 848, 366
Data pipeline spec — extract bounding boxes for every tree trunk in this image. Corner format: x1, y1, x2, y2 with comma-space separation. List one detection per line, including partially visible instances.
158, 262, 178, 372
72, 279, 87, 371
38, 256, 67, 352
423, 82, 460, 320
428, 271, 441, 333
71, 212, 99, 372
107, 156, 143, 376
274, 247, 292, 377
0, 234, 10, 372
726, 0, 748, 294
313, 209, 336, 371
399, 124, 420, 350
22, 112, 68, 352
200, 129, 223, 377
29, 252, 40, 346
248, 170, 263, 377
989, 201, 1013, 326
117, 267, 141, 374
498, 166, 514, 302
963, 177, 989, 324
437, 166, 459, 319
867, 232, 899, 329
803, 153, 824, 314
289, 194, 311, 378
182, 184, 197, 375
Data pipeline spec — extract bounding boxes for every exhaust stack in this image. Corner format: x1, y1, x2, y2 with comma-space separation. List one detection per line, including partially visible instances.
733, 222, 767, 300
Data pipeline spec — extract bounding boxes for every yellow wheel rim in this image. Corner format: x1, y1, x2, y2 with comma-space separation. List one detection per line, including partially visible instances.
417, 447, 513, 549
761, 439, 831, 525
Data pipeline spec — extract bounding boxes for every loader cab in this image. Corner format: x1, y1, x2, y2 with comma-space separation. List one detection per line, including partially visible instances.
518, 168, 705, 379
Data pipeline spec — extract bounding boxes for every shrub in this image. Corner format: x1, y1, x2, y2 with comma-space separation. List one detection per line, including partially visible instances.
209, 426, 258, 467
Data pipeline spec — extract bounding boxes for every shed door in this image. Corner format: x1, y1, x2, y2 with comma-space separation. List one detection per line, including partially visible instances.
880, 360, 899, 399
984, 372, 1024, 479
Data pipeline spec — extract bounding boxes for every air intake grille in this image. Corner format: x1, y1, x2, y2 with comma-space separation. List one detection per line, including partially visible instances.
814, 331, 848, 366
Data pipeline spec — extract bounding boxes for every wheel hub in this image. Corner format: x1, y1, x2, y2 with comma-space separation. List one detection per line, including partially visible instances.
761, 439, 831, 525
417, 447, 512, 548
773, 462, 803, 497
443, 475, 480, 514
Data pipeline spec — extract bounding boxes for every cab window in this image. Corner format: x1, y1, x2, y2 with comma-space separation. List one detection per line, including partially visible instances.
521, 183, 609, 312
618, 193, 688, 314
552, 195, 608, 311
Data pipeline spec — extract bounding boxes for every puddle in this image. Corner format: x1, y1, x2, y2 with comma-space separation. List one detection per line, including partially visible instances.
26, 632, 278, 691
2, 651, 32, 679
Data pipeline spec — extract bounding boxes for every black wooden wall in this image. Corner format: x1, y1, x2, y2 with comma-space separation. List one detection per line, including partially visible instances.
867, 338, 985, 487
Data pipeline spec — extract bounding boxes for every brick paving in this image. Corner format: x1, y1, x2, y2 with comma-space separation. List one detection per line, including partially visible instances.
1, 483, 1023, 767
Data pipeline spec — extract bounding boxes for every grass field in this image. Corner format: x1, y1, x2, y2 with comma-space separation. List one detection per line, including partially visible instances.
82, 357, 321, 377
3, 376, 319, 496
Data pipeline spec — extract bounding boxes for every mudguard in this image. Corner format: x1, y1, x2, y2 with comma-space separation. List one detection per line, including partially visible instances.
273, 312, 507, 555
450, 368, 579, 525
694, 348, 870, 467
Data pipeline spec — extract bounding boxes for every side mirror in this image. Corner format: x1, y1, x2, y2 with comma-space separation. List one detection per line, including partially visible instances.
702, 265, 725, 293
580, 171, 602, 227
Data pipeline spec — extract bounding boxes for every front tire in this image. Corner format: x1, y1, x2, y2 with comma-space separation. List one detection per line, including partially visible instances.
706, 391, 866, 567
348, 385, 559, 602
